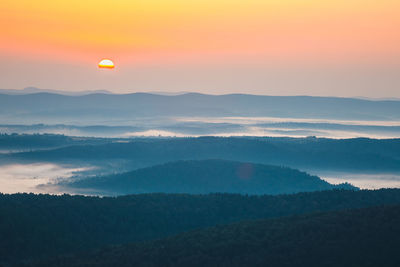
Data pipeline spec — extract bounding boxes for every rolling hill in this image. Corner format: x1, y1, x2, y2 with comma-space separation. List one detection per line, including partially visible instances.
64, 159, 356, 195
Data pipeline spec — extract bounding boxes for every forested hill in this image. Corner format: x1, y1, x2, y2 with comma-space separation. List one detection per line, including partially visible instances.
65, 160, 356, 195
41, 205, 400, 267
2, 189, 400, 264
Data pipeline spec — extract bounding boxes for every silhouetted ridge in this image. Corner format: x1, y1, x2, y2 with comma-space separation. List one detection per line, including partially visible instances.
2, 189, 400, 264
40, 205, 400, 267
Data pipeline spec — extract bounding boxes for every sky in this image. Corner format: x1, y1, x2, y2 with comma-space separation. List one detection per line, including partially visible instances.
1, 0, 399, 97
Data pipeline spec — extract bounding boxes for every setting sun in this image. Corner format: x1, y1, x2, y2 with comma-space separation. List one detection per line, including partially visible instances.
98, 59, 114, 69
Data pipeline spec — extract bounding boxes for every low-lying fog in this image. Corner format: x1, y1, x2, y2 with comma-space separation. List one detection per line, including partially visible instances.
316, 172, 400, 190
0, 163, 90, 194
1, 116, 400, 139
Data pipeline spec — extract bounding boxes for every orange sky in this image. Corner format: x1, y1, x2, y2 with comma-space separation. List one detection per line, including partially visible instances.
0, 0, 399, 96
2, 0, 399, 64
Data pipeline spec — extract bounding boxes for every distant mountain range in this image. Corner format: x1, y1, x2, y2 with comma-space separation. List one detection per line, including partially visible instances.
3, 87, 400, 100
0, 87, 112, 96
0, 87, 194, 96
1, 90, 400, 125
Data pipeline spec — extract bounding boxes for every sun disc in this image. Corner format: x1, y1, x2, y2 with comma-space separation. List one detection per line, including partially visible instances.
98, 59, 115, 69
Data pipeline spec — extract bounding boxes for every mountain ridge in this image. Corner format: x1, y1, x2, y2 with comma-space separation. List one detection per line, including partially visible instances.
1, 92, 400, 123
2, 88, 400, 102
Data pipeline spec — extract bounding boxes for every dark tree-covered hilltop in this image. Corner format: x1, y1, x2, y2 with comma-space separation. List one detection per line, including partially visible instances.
41, 205, 400, 267
1, 189, 400, 264
65, 159, 356, 195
